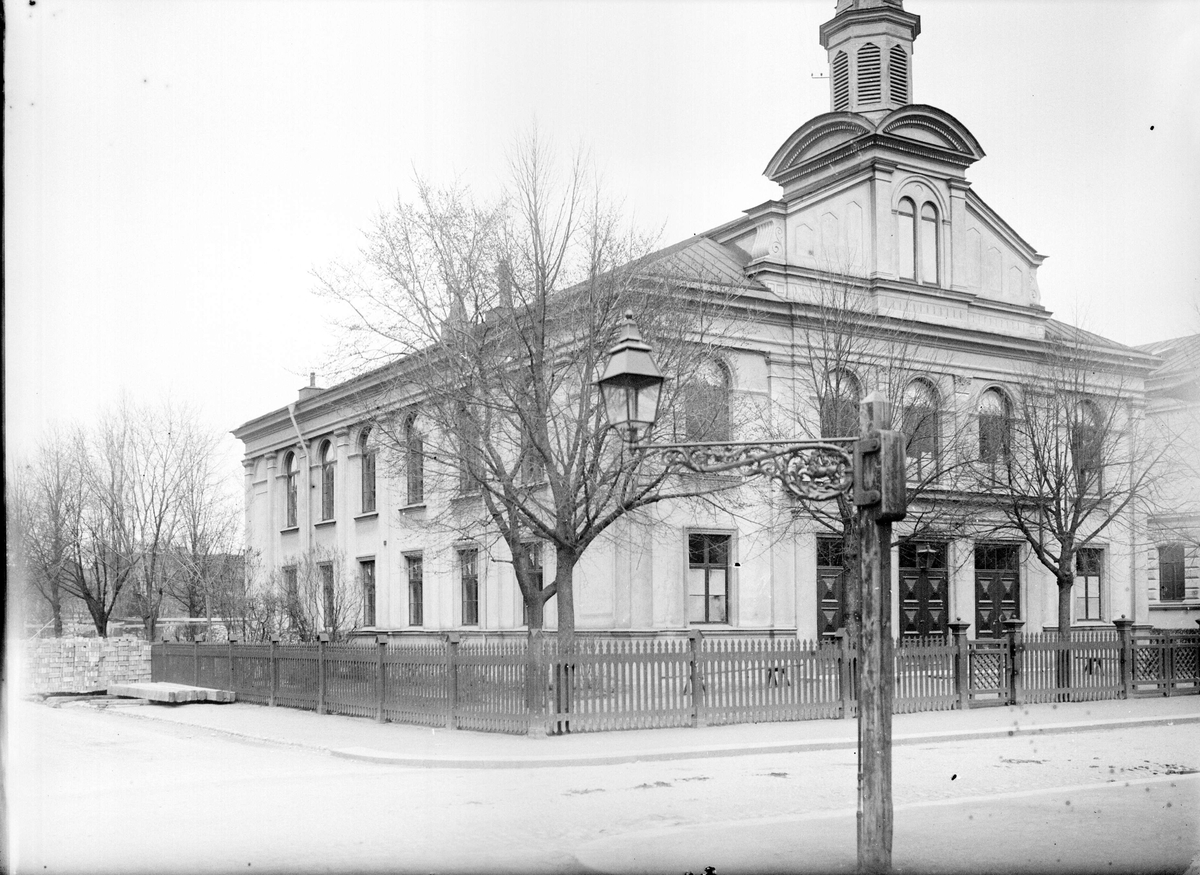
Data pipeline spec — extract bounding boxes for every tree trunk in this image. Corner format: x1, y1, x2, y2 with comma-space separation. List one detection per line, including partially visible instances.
84, 597, 110, 638
1056, 573, 1074, 700
50, 578, 64, 637
842, 516, 862, 651
553, 551, 576, 733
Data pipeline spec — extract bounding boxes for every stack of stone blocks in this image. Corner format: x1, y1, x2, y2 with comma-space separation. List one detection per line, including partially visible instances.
26, 637, 152, 694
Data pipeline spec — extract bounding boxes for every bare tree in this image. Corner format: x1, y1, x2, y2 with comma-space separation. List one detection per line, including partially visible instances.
11, 429, 83, 636
783, 272, 974, 641
284, 548, 361, 643
975, 328, 1169, 640
166, 427, 243, 639
315, 129, 743, 650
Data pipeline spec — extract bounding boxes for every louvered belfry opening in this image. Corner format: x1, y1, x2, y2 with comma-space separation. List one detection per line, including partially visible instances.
832, 51, 850, 111
889, 45, 908, 104
857, 43, 882, 104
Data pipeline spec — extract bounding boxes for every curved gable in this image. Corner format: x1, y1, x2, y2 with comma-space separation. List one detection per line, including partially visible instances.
877, 105, 985, 161
763, 113, 875, 182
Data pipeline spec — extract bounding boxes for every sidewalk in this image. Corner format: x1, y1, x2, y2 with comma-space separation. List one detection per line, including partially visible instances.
71, 692, 1200, 769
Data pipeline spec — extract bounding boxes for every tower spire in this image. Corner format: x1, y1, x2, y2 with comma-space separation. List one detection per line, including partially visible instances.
820, 0, 920, 118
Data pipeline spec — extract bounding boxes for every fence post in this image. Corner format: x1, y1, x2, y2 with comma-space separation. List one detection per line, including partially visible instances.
948, 621, 971, 710
1113, 617, 1134, 699
375, 632, 388, 723
833, 630, 853, 719
269, 634, 280, 707
526, 630, 547, 738
689, 630, 706, 728
227, 637, 238, 693
193, 639, 200, 687
445, 632, 460, 730
317, 632, 329, 715
1003, 619, 1025, 706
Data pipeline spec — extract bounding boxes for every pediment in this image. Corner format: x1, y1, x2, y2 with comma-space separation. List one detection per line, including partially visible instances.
877, 105, 984, 160
763, 113, 875, 182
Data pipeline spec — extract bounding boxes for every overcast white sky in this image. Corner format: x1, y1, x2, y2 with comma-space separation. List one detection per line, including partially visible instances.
6, 0, 1200, 484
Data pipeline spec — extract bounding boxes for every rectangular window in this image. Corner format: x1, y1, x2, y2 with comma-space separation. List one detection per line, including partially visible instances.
360, 559, 376, 627
521, 542, 544, 626
459, 548, 479, 626
406, 554, 424, 627
282, 565, 299, 631
688, 533, 730, 624
1158, 543, 1185, 601
1074, 549, 1103, 621
320, 562, 335, 629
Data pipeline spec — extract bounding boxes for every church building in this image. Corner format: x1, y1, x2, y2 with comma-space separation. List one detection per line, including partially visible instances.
233, 0, 1193, 641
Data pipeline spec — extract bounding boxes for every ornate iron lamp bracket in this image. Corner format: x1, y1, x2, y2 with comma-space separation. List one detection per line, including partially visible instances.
638, 438, 856, 502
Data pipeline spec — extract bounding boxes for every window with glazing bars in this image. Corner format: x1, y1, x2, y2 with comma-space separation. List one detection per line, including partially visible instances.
406, 554, 424, 626
1074, 549, 1103, 621
688, 533, 730, 624
460, 548, 479, 625
360, 559, 376, 626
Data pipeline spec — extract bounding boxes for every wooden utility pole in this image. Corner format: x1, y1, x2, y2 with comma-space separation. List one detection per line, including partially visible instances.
854, 392, 905, 874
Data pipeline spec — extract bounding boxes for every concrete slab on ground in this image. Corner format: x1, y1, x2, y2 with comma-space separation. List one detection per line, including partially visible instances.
107, 682, 236, 704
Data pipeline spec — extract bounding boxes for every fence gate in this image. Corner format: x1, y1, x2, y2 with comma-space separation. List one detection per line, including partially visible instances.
967, 638, 1010, 705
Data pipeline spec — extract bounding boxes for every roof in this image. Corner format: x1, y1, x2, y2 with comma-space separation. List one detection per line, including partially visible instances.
1137, 333, 1200, 401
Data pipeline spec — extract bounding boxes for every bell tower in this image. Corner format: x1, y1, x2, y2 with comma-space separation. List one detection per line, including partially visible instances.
819, 0, 921, 120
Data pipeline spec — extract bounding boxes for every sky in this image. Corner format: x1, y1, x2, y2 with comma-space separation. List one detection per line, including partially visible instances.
6, 0, 1200, 487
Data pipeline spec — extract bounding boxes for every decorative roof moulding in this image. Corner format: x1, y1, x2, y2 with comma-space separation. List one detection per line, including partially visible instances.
764, 106, 985, 190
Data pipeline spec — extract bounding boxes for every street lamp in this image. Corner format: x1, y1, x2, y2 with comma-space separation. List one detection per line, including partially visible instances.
599, 314, 907, 875
596, 312, 664, 444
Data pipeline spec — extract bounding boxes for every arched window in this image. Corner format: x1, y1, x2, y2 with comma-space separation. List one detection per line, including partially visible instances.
403, 414, 424, 505
284, 451, 299, 528
857, 43, 881, 104
897, 197, 940, 285
832, 51, 850, 111
685, 358, 731, 442
889, 45, 908, 103
360, 427, 377, 513
897, 197, 916, 280
820, 370, 862, 438
978, 388, 1011, 463
319, 440, 335, 521
902, 380, 940, 481
920, 203, 939, 284
1071, 399, 1104, 493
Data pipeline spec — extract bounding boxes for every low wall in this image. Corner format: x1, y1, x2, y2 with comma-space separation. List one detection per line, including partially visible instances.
25, 637, 152, 694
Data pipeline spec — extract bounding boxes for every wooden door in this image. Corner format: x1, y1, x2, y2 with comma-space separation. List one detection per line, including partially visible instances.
899, 542, 948, 638
974, 544, 1020, 638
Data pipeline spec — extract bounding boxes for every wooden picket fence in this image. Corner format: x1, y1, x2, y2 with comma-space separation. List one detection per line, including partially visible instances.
151, 623, 1200, 736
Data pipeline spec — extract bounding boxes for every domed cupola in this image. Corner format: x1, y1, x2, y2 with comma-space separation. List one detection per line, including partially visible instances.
819, 0, 920, 120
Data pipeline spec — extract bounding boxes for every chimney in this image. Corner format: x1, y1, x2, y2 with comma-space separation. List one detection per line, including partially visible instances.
298, 371, 325, 402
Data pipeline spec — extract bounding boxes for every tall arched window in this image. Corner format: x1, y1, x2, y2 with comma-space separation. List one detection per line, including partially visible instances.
319, 439, 335, 521
889, 45, 908, 103
820, 370, 862, 438
902, 380, 941, 481
897, 197, 940, 285
1071, 399, 1104, 493
857, 43, 882, 104
978, 388, 1011, 463
920, 203, 939, 284
832, 51, 850, 111
897, 197, 916, 280
685, 358, 731, 442
284, 451, 299, 528
360, 427, 377, 513
404, 413, 424, 505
